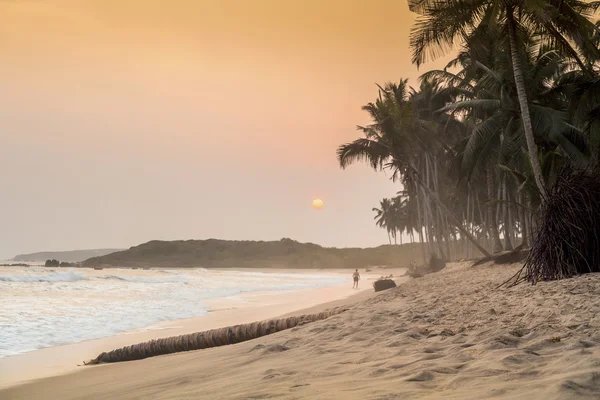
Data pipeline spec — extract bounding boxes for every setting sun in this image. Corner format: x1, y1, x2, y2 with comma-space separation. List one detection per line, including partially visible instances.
312, 198, 324, 210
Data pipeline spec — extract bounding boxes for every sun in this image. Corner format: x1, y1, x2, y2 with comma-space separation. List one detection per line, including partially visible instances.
312, 198, 324, 210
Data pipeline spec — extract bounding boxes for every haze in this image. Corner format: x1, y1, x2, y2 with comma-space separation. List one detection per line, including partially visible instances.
0, 0, 443, 259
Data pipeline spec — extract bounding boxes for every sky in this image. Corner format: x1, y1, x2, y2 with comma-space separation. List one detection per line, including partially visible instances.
0, 0, 450, 258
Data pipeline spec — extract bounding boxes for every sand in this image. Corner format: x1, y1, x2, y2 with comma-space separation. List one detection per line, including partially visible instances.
0, 267, 393, 389
3, 261, 600, 399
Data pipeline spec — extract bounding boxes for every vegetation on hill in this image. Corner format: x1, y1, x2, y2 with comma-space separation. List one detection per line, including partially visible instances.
13, 249, 122, 263
44, 259, 78, 268
82, 239, 429, 269
339, 0, 600, 278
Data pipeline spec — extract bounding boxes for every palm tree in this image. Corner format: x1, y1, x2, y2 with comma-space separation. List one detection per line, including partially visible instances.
422, 17, 591, 251
392, 194, 409, 245
441, 43, 584, 198
338, 82, 491, 257
373, 198, 395, 244
557, 71, 600, 164
408, 0, 600, 199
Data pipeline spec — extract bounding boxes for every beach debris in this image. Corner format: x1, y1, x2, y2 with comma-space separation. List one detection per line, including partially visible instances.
503, 164, 600, 286
471, 248, 528, 267
405, 255, 446, 278
83, 306, 348, 365
373, 279, 397, 292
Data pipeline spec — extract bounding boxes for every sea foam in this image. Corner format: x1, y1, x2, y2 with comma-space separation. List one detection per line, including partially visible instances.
0, 267, 347, 358
0, 269, 86, 283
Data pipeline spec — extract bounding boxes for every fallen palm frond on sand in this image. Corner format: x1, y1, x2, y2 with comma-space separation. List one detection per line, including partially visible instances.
505, 165, 600, 287
84, 306, 348, 365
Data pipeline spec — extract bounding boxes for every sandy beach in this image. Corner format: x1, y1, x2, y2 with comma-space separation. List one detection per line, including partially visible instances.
3, 261, 600, 399
0, 267, 395, 390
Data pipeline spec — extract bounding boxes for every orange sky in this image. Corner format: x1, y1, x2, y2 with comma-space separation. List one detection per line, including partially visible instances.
0, 0, 450, 257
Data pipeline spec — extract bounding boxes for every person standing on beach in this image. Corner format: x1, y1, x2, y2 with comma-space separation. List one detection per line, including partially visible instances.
352, 269, 360, 289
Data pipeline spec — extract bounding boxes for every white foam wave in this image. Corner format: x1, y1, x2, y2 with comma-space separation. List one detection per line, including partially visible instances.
0, 269, 86, 283
101, 275, 189, 284
160, 269, 180, 274
0, 267, 348, 359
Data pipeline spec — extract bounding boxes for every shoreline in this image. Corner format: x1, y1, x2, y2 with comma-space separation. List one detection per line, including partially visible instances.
6, 261, 600, 399
0, 267, 402, 389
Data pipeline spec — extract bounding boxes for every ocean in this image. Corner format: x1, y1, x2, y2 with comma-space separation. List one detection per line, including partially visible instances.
0, 265, 347, 359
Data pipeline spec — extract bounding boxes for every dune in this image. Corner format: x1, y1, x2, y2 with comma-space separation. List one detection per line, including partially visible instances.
3, 261, 600, 399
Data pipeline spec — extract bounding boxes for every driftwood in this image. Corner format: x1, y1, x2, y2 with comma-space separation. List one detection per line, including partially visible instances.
84, 306, 348, 365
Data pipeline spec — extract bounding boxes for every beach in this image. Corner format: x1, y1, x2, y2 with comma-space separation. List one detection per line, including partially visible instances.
3, 260, 600, 399
0, 266, 393, 390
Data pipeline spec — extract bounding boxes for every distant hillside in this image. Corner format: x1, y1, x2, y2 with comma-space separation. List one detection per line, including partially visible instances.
13, 249, 123, 263
83, 239, 424, 269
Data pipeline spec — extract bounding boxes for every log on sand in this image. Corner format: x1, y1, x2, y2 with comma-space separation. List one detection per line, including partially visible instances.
84, 306, 349, 365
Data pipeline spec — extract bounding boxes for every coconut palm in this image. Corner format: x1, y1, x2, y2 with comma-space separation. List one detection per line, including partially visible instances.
556, 71, 600, 163
408, 0, 600, 199
424, 22, 590, 249
373, 198, 395, 244
338, 81, 491, 257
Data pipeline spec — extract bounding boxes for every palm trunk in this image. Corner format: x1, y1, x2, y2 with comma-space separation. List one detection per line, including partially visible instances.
522, 194, 530, 247
470, 191, 477, 256
415, 189, 427, 265
487, 168, 504, 253
440, 217, 453, 260
496, 185, 503, 248
503, 175, 514, 251
432, 156, 448, 260
422, 186, 434, 254
427, 155, 445, 259
422, 161, 435, 256
517, 192, 526, 247
507, 7, 547, 199
85, 306, 348, 364
475, 192, 487, 252
466, 190, 472, 259
526, 195, 535, 245
413, 171, 491, 257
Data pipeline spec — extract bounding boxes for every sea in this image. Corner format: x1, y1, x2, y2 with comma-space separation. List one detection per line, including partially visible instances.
0, 263, 347, 359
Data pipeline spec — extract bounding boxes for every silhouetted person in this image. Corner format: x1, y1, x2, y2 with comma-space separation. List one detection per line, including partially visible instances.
352, 269, 360, 289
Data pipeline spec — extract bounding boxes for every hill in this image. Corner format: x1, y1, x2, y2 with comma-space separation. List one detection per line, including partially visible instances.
82, 239, 424, 269
13, 249, 123, 263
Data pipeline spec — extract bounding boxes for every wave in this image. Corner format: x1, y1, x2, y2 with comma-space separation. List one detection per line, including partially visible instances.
0, 269, 87, 283
160, 269, 181, 274
100, 275, 190, 284
233, 271, 338, 279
